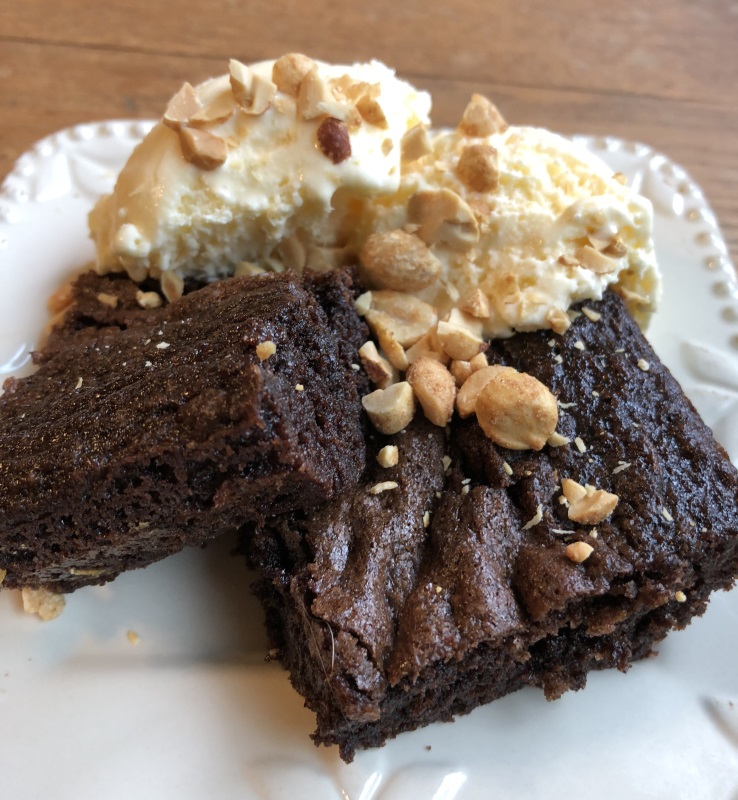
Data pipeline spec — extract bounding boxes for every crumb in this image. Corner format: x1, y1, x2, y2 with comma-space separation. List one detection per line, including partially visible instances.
522, 504, 543, 530
377, 445, 399, 468
127, 629, 141, 645
21, 587, 66, 621
256, 340, 277, 361
369, 481, 398, 495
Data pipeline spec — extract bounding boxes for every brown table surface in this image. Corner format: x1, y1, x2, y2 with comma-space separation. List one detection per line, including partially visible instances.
1, 0, 737, 267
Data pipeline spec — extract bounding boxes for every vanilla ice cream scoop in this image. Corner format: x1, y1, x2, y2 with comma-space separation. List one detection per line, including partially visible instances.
354, 98, 660, 335
89, 55, 431, 287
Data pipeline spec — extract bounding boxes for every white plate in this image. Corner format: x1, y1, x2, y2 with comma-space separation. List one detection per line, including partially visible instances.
1, 123, 738, 800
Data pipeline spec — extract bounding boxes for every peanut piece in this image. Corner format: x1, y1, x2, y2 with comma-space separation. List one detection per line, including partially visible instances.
360, 229, 441, 292
21, 587, 66, 621
305, 244, 350, 273
469, 352, 488, 371
96, 292, 118, 308
436, 309, 485, 361
565, 541, 595, 563
365, 311, 409, 370
366, 290, 437, 347
356, 95, 388, 128
161, 271, 184, 302
358, 341, 397, 388
459, 288, 491, 319
604, 237, 627, 258
297, 66, 333, 119
354, 291, 373, 316
272, 53, 314, 96
563, 478, 619, 525
458, 94, 508, 137
456, 364, 511, 417
406, 357, 457, 427
561, 478, 588, 504
456, 144, 499, 192
230, 60, 276, 115
546, 307, 571, 335
576, 245, 618, 275
407, 189, 479, 251
163, 83, 200, 130
136, 290, 163, 309
256, 340, 277, 361
377, 445, 399, 468
362, 381, 416, 434
179, 127, 227, 170
475, 369, 558, 450
450, 359, 473, 387
401, 124, 432, 162
189, 93, 235, 127
405, 332, 450, 365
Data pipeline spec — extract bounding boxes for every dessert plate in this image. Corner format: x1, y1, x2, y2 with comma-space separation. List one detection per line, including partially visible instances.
1, 123, 738, 800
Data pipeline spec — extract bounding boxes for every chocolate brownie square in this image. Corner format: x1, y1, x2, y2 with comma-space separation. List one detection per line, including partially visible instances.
0, 269, 367, 592
245, 292, 738, 761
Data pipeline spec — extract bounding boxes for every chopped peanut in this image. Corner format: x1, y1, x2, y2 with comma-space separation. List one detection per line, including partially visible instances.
230, 60, 276, 115
456, 144, 499, 192
362, 381, 416, 434
458, 93, 508, 137
565, 541, 594, 563
178, 127, 227, 170
407, 189, 479, 250
450, 359, 473, 387
406, 357, 457, 427
436, 308, 485, 361
163, 82, 200, 130
401, 124, 432, 162
360, 229, 441, 292
456, 364, 511, 418
562, 478, 619, 524
475, 369, 558, 450
358, 341, 397, 388
272, 53, 315, 96
377, 445, 399, 468
459, 288, 491, 319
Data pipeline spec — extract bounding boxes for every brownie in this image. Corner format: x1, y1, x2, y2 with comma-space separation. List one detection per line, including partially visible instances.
0, 269, 368, 592
245, 292, 738, 761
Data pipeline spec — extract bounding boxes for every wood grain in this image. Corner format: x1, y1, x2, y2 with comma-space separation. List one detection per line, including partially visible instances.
1, 0, 736, 262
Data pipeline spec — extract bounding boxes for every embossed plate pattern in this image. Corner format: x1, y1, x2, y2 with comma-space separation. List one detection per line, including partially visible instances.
0, 123, 737, 800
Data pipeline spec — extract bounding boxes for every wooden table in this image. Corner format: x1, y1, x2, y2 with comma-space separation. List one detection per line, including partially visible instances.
2, 0, 736, 265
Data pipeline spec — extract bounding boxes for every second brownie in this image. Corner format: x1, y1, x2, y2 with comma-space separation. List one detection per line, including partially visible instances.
0, 270, 367, 592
